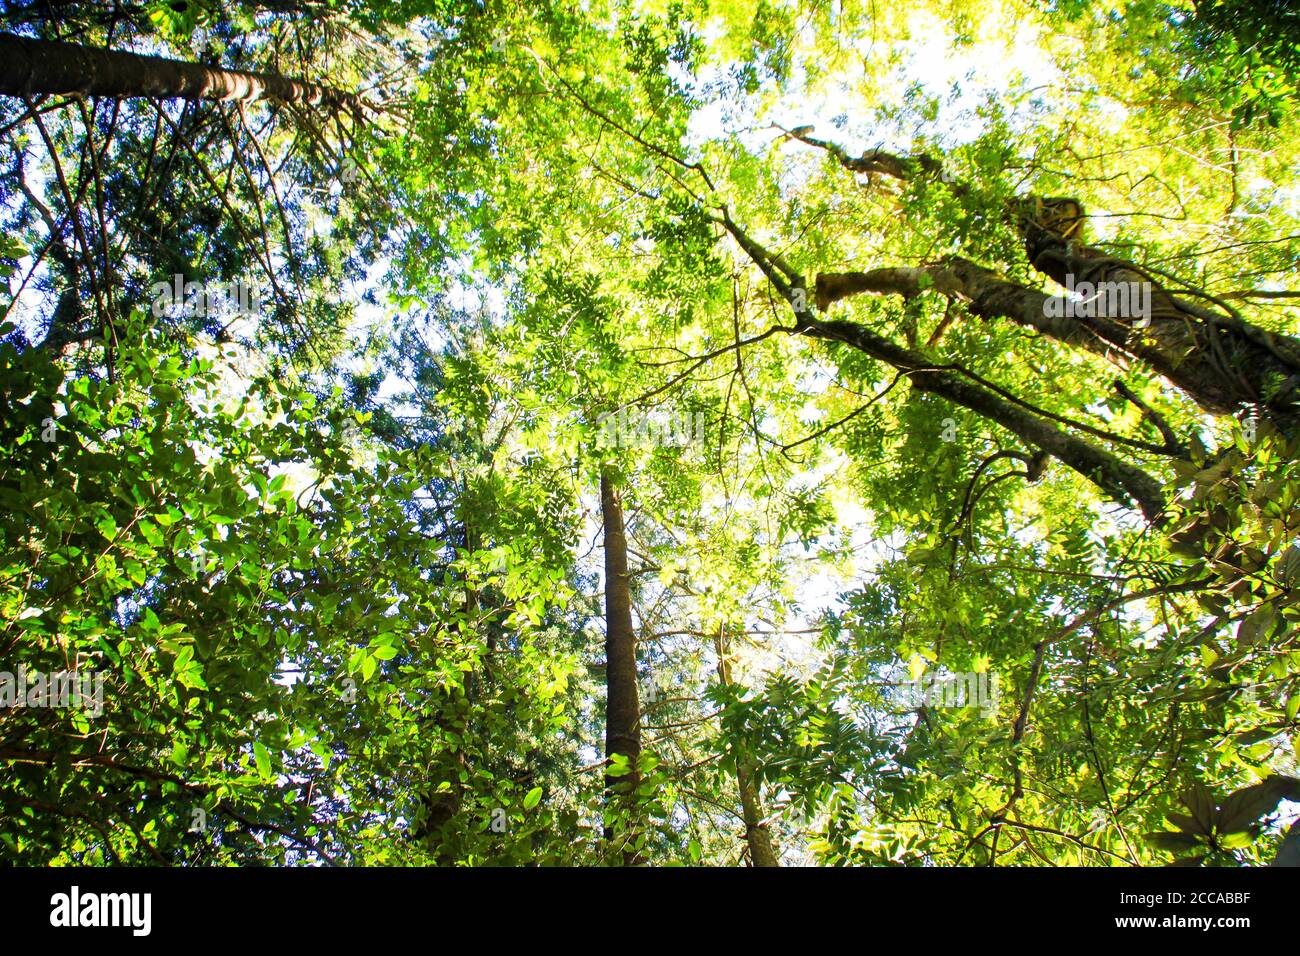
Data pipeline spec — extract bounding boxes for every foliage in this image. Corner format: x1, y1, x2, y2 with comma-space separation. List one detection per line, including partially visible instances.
1, 0, 1298, 866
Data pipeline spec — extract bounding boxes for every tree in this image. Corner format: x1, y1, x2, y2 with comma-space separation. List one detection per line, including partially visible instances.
0, 32, 367, 110
2, 0, 1298, 868
599, 466, 643, 861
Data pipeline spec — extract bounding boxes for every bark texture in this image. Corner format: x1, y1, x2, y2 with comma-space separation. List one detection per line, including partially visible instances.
0, 32, 364, 113
715, 627, 779, 867
1023, 235, 1300, 430
792, 127, 1300, 432
600, 467, 642, 863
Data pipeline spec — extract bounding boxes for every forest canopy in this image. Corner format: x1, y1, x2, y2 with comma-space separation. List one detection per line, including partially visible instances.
1, 0, 1299, 868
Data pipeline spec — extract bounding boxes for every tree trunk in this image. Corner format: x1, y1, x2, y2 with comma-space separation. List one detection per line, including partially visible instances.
716, 209, 1168, 521
0, 32, 364, 113
600, 466, 642, 864
1021, 237, 1300, 430
817, 253, 1300, 435
715, 627, 779, 867
790, 129, 1300, 432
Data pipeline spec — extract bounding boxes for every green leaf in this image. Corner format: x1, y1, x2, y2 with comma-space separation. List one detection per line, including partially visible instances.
1216, 776, 1300, 835
606, 753, 632, 778
1144, 831, 1202, 852
170, 742, 190, 768
1181, 783, 1217, 836
1218, 830, 1254, 850
253, 742, 272, 779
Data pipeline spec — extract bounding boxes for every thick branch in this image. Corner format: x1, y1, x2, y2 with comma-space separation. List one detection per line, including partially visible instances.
799, 316, 1168, 521
712, 208, 1168, 518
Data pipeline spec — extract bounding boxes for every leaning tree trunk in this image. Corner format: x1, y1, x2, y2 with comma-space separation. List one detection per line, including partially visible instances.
0, 32, 365, 114
600, 466, 643, 864
714, 627, 779, 867
787, 127, 1300, 433
816, 251, 1300, 436
1021, 231, 1300, 431
717, 209, 1169, 521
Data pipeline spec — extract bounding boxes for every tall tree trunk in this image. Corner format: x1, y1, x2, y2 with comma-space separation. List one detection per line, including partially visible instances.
0, 32, 364, 113
714, 627, 779, 867
600, 466, 642, 864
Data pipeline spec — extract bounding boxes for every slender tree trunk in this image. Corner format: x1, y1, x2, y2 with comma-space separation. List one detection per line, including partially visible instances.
715, 627, 779, 867
0, 32, 364, 113
600, 466, 642, 864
